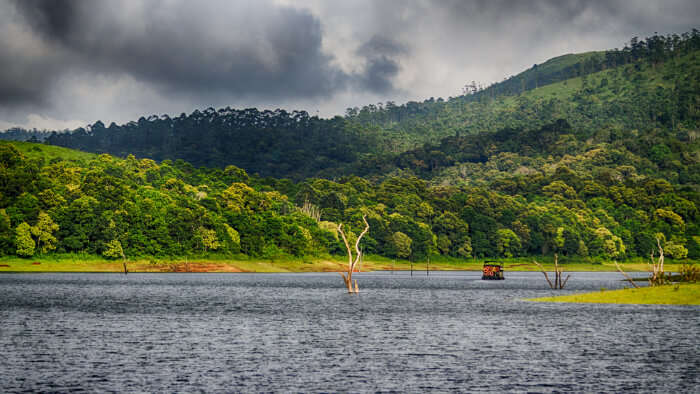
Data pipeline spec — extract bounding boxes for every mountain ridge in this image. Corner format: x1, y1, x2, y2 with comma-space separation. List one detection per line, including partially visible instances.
3, 31, 697, 182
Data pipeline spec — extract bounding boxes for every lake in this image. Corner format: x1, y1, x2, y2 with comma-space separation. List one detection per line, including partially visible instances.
1, 271, 698, 392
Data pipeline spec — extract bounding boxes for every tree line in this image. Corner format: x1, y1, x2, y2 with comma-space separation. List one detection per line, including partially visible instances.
1, 140, 696, 261
44, 108, 377, 180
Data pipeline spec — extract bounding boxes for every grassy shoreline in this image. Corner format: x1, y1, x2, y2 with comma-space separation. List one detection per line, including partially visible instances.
527, 283, 700, 305
0, 254, 692, 273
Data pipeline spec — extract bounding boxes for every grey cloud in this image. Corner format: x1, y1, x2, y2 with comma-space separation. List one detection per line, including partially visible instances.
0, 2, 71, 107
12, 0, 82, 40
0, 0, 698, 129
9, 1, 346, 101
96, 5, 344, 98
0, 51, 52, 107
359, 0, 698, 90
2, 0, 408, 110
358, 35, 407, 57
355, 35, 407, 93
434, 0, 699, 35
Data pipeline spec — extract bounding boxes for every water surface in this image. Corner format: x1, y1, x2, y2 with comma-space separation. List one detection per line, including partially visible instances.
1, 272, 698, 392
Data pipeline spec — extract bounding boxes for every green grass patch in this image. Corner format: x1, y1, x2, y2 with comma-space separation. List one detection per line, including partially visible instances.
528, 283, 700, 305
0, 253, 692, 273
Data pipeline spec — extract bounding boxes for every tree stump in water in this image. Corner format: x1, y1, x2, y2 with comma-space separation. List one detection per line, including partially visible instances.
533, 254, 569, 289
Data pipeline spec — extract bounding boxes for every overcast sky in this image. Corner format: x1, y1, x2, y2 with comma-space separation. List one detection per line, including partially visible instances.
0, 0, 698, 130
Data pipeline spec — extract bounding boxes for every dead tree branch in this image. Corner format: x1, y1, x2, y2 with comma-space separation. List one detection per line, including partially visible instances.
614, 261, 639, 288
532, 260, 554, 288
533, 253, 569, 289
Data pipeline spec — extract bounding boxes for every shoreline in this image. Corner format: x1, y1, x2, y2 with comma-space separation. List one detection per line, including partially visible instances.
0, 256, 690, 274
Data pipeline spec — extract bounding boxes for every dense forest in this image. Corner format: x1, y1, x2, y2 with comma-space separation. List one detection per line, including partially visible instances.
1, 135, 697, 261
44, 109, 377, 180
0, 31, 698, 262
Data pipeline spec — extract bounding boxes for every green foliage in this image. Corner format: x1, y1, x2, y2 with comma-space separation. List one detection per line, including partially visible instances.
196, 227, 220, 252
0, 141, 342, 259
103, 239, 124, 260
592, 227, 626, 258
390, 231, 412, 259
222, 223, 241, 253
0, 209, 12, 255
0, 132, 697, 261
496, 229, 521, 258
45, 109, 374, 180
15, 222, 35, 257
665, 241, 688, 259
31, 211, 59, 253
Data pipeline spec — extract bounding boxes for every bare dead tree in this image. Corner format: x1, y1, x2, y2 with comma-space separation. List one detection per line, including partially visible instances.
533, 253, 570, 289
337, 215, 369, 294
532, 260, 554, 288
649, 237, 667, 286
614, 261, 639, 288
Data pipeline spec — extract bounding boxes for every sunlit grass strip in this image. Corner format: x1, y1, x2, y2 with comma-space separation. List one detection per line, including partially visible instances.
5, 140, 97, 162
528, 283, 700, 305
0, 254, 694, 273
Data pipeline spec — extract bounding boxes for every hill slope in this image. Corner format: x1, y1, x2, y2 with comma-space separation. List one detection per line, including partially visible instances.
24, 31, 698, 180
0, 31, 698, 262
1, 139, 698, 261
345, 44, 700, 153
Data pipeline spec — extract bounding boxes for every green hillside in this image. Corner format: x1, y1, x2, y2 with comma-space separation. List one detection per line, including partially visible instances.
0, 140, 337, 259
0, 31, 698, 264
1, 137, 698, 262
354, 52, 700, 185
9, 140, 97, 163
24, 31, 697, 180
346, 45, 699, 154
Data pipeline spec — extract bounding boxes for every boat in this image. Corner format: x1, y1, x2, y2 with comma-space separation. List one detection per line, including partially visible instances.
481, 261, 504, 280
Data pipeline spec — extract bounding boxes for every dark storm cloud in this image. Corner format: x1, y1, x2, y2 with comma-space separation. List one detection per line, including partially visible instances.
74, 4, 346, 98
1, 0, 403, 109
0, 0, 85, 107
0, 0, 698, 129
355, 36, 408, 93
0, 56, 52, 107
0, 2, 70, 107
12, 0, 82, 40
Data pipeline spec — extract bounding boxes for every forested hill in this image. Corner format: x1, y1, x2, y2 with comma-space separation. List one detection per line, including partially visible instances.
1, 31, 689, 180
345, 31, 700, 151
356, 117, 699, 190
1, 140, 698, 262
44, 109, 377, 180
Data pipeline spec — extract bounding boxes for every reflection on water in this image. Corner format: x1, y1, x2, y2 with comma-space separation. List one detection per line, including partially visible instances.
1, 272, 698, 392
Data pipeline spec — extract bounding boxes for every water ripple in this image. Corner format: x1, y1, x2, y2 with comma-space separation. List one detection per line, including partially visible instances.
0, 272, 698, 392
